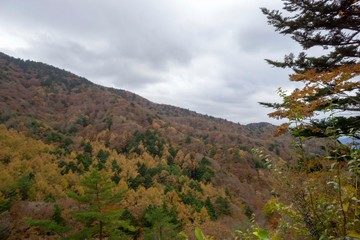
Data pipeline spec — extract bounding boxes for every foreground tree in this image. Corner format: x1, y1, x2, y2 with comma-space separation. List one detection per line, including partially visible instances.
143, 206, 181, 240
260, 0, 360, 139
258, 1, 360, 239
68, 169, 137, 239
261, 0, 360, 72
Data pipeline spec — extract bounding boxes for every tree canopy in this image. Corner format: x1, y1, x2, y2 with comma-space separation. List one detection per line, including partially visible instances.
261, 0, 360, 73
255, 2, 360, 239
260, 0, 360, 139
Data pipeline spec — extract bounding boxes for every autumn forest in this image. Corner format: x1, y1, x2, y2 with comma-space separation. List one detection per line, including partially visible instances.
0, 0, 359, 239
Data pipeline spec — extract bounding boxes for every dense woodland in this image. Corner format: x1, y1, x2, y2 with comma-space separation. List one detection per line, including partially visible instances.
0, 0, 359, 239
0, 51, 304, 239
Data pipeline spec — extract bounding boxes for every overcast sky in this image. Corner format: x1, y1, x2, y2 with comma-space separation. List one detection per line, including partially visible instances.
0, 0, 303, 124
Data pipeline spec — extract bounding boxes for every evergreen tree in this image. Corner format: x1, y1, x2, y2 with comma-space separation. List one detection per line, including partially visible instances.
260, 0, 360, 139
68, 169, 137, 240
261, 0, 360, 72
81, 141, 93, 155
26, 204, 70, 238
16, 172, 34, 200
257, 1, 360, 238
215, 196, 230, 216
96, 149, 110, 170
143, 206, 180, 240
204, 197, 217, 221
52, 204, 64, 225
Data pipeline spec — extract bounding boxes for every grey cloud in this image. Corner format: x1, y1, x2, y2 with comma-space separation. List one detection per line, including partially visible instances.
234, 2, 300, 55
238, 26, 296, 54
114, 36, 192, 70
0, 0, 301, 124
16, 35, 164, 90
1, 0, 195, 69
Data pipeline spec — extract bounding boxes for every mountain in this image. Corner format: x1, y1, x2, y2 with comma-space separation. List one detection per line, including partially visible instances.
338, 136, 360, 149
0, 52, 322, 239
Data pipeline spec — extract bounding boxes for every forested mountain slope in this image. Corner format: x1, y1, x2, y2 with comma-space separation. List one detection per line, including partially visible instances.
0, 52, 322, 239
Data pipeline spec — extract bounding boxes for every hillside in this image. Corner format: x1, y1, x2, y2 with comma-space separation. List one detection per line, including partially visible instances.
0, 52, 319, 239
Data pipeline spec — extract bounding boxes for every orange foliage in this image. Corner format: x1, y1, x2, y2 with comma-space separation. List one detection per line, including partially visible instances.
269, 64, 360, 121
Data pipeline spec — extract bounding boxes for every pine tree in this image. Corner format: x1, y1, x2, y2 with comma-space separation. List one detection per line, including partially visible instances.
68, 169, 137, 240
260, 0, 360, 139
143, 206, 180, 240
26, 204, 70, 238
261, 0, 360, 73
204, 197, 217, 221
258, 1, 360, 238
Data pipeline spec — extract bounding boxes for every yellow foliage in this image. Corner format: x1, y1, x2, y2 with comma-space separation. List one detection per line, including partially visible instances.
174, 150, 185, 165
165, 191, 181, 206
138, 152, 158, 168
200, 182, 225, 201
123, 186, 163, 218
152, 121, 161, 129
176, 203, 193, 225
118, 179, 128, 190
0, 125, 69, 200
194, 207, 210, 224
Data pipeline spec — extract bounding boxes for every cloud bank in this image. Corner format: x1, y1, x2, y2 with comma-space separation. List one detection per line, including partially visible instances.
0, 0, 301, 124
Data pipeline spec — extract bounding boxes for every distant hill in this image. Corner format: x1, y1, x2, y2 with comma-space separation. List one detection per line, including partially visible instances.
338, 136, 360, 149
0, 52, 324, 239
0, 52, 294, 156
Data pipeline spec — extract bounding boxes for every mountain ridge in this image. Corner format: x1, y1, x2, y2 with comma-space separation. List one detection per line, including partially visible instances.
0, 51, 322, 239
0, 51, 275, 128
0, 51, 291, 154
